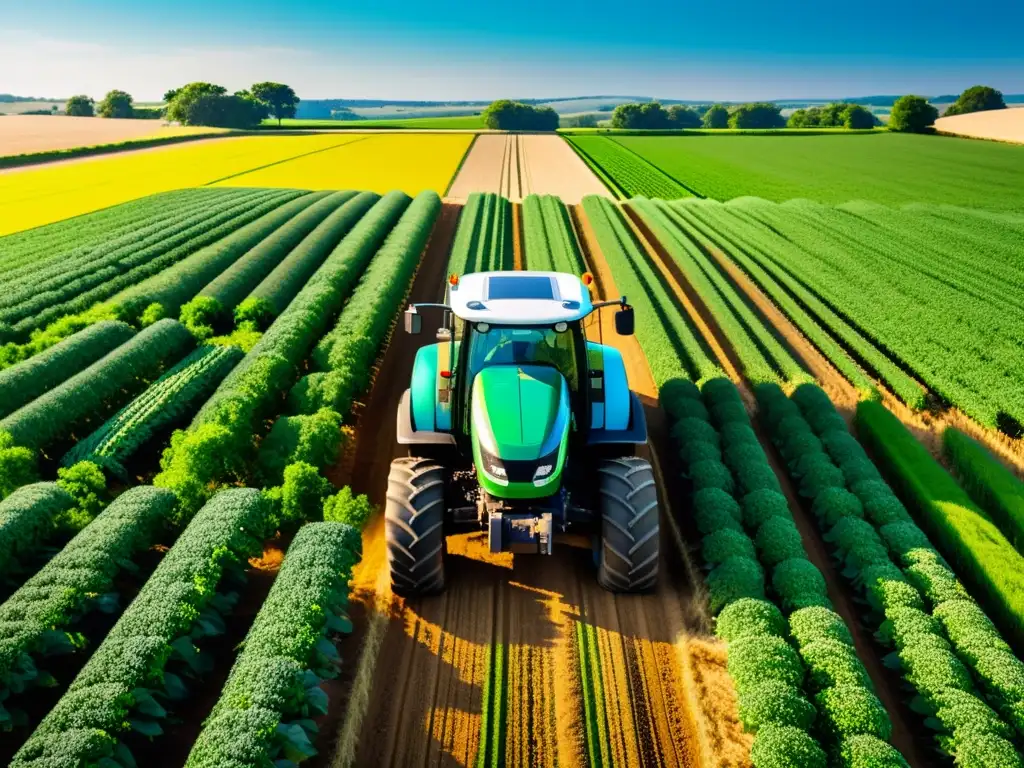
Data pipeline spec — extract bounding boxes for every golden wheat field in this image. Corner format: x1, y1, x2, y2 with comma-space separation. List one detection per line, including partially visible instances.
0, 133, 473, 235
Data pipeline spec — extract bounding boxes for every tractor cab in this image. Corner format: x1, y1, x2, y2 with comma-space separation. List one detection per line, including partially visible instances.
389, 271, 659, 596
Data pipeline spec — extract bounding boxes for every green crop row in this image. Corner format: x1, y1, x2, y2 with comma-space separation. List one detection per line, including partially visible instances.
662, 377, 907, 767
0, 482, 75, 586
943, 429, 1024, 554
668, 200, 882, 399
110, 193, 322, 326
580, 195, 719, 385
0, 321, 135, 420
760, 383, 1024, 761
856, 401, 1024, 651
520, 194, 586, 275
566, 136, 690, 200
185, 521, 360, 767
235, 191, 379, 329
629, 197, 807, 387
11, 487, 267, 768
731, 198, 1024, 431
155, 193, 412, 522
180, 191, 354, 339
0, 318, 193, 454
0, 486, 174, 733
0, 189, 218, 276
0, 190, 262, 311
446, 192, 513, 276
62, 344, 244, 480
4, 190, 301, 339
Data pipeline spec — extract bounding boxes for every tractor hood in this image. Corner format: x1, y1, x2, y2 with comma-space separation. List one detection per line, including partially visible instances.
471, 365, 570, 496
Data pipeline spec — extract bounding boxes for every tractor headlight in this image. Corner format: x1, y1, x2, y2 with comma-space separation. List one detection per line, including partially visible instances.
480, 447, 509, 485
490, 462, 507, 478
533, 464, 554, 480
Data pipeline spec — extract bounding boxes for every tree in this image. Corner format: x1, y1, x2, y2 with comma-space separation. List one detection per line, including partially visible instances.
944, 85, 1006, 117
179, 92, 265, 129
251, 82, 299, 126
788, 107, 820, 128
481, 100, 558, 131
65, 95, 94, 117
97, 90, 134, 119
703, 104, 729, 129
667, 105, 701, 129
844, 104, 875, 130
889, 95, 938, 133
164, 82, 228, 124
729, 103, 785, 129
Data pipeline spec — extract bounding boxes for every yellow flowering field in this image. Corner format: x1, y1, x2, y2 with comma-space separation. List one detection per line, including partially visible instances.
0, 133, 471, 235
212, 134, 473, 195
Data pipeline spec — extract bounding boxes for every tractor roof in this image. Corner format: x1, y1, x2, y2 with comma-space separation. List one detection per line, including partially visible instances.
448, 271, 594, 325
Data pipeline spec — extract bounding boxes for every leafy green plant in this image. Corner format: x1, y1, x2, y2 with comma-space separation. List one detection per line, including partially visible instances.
755, 516, 806, 566
772, 558, 828, 613
256, 408, 343, 486
742, 489, 792, 529
703, 528, 756, 565
693, 488, 743, 534
738, 681, 817, 732
816, 685, 891, 740
0, 431, 37, 500
715, 598, 787, 642
323, 487, 373, 530
727, 635, 805, 691
0, 482, 74, 584
789, 607, 853, 649
55, 460, 108, 531
707, 556, 765, 614
749, 724, 827, 768
837, 734, 910, 768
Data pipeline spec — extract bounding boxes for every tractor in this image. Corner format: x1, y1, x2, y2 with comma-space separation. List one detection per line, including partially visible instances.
386, 270, 660, 595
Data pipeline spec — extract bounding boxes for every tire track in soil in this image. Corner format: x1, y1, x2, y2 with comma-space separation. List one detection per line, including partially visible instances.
623, 204, 931, 767
574, 203, 751, 768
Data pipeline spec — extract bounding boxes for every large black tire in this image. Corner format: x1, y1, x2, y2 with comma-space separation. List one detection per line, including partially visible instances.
596, 457, 660, 592
385, 457, 446, 596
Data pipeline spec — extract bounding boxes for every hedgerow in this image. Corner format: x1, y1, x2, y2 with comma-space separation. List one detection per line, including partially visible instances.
0, 321, 135, 419
184, 521, 360, 767
0, 318, 194, 453
0, 486, 175, 730
11, 488, 266, 767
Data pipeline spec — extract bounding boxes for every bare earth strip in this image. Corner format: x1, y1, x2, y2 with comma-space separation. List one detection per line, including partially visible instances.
934, 107, 1024, 144
0, 114, 220, 156
448, 134, 612, 203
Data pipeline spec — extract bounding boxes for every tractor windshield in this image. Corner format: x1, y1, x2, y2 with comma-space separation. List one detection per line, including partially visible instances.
467, 324, 579, 391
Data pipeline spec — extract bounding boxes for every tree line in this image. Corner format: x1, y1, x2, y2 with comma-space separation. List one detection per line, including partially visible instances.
63, 82, 300, 128
608, 85, 1008, 133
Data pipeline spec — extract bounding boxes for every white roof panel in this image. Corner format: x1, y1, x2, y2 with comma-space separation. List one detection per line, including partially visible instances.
447, 271, 594, 325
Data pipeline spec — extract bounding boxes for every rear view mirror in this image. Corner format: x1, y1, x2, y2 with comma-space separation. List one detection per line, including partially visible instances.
615, 305, 635, 336
404, 307, 422, 335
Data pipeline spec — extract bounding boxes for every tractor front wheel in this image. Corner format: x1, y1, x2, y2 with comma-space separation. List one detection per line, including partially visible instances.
385, 457, 446, 596
596, 457, 659, 592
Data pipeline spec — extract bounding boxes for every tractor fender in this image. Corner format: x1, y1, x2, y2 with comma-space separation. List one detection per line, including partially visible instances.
410, 342, 454, 432
587, 342, 630, 431
397, 390, 456, 446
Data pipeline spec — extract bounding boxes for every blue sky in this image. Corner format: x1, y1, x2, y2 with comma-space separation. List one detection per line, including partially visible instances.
2, 0, 1022, 101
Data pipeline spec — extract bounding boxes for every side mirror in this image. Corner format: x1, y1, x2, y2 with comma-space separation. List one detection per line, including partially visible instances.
404, 307, 422, 335
615, 305, 635, 336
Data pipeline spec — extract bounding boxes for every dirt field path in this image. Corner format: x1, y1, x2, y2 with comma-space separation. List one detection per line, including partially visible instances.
317, 200, 728, 768
448, 134, 612, 203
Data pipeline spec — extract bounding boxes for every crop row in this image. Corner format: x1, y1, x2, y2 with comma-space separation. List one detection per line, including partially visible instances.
0, 189, 265, 308
566, 136, 690, 200
760, 383, 1024, 762
628, 197, 806, 386
520, 194, 586, 275
662, 378, 907, 767
730, 198, 1024, 432
11, 488, 267, 767
0, 483, 75, 587
155, 192, 416, 521
185, 521, 360, 767
580, 195, 718, 385
0, 318, 194, 454
446, 192, 513, 275
62, 344, 245, 480
4, 189, 304, 338
0, 486, 175, 734
668, 200, 882, 399
179, 190, 355, 339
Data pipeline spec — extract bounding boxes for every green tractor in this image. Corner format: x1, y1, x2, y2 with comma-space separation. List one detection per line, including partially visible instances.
387, 270, 659, 595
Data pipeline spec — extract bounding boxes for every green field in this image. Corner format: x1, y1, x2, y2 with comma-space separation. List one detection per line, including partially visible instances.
576, 133, 1024, 209
266, 114, 486, 129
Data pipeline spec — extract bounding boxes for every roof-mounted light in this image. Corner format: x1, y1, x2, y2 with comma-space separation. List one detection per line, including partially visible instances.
449, 273, 459, 287
581, 272, 594, 287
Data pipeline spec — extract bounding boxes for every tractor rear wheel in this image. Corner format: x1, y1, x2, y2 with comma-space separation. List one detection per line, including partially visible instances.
596, 456, 659, 592
385, 457, 446, 596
